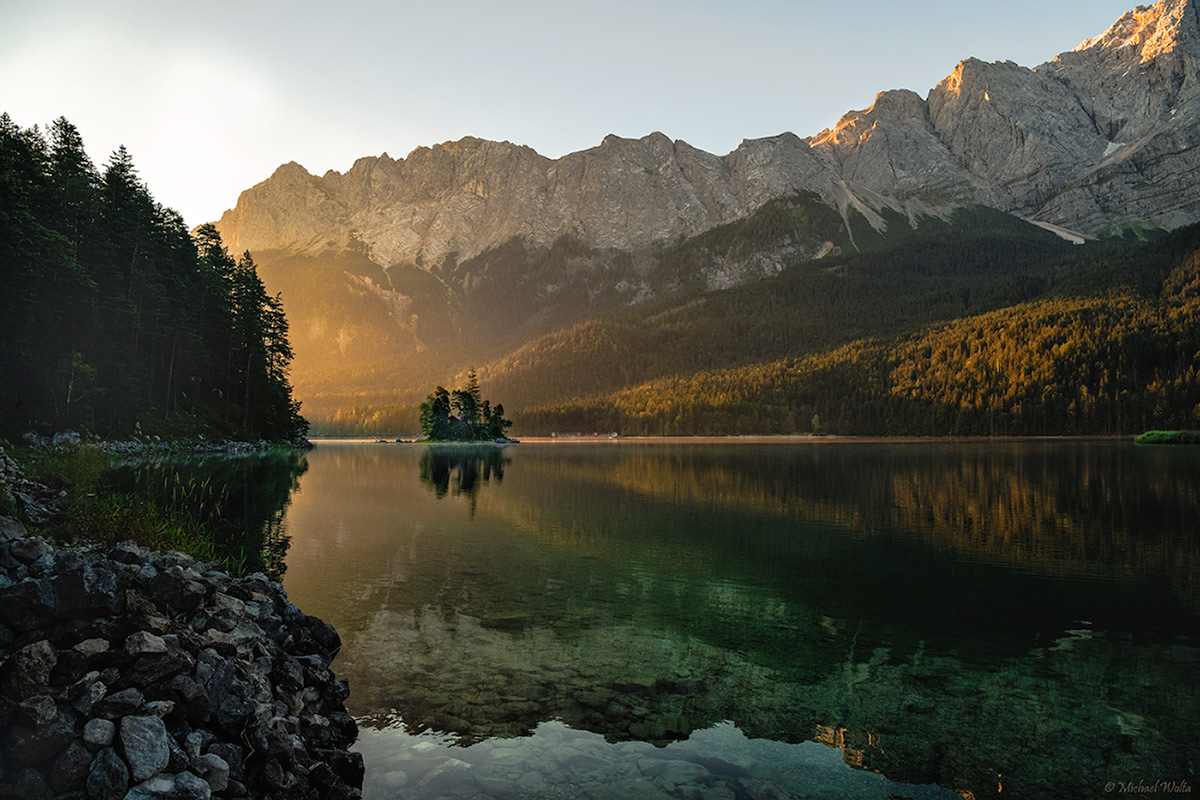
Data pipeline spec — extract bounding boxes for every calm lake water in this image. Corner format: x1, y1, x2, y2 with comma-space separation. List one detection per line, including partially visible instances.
269, 440, 1199, 800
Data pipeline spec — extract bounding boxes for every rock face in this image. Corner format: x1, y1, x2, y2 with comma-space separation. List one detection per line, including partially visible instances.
216, 0, 1200, 274
0, 513, 362, 799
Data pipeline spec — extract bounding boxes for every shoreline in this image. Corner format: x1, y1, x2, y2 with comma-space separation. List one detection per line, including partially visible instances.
307, 433, 1137, 445
0, 517, 363, 799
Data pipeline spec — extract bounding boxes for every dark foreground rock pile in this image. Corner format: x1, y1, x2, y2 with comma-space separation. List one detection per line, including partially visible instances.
0, 518, 362, 800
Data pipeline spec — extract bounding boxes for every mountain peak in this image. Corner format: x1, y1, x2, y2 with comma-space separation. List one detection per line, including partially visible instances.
271, 161, 313, 180
1072, 0, 1197, 61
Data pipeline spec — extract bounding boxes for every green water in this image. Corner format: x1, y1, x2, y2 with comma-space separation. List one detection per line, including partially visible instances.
276, 440, 1200, 799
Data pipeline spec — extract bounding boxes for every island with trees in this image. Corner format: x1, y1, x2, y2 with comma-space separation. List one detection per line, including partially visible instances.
417, 369, 514, 442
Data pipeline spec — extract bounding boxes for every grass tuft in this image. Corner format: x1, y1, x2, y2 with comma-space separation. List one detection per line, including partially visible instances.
1134, 430, 1200, 445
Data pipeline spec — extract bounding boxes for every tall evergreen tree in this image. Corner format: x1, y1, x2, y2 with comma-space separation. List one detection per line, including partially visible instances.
0, 114, 307, 441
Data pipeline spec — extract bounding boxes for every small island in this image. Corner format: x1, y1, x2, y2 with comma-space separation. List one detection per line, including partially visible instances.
417, 369, 515, 442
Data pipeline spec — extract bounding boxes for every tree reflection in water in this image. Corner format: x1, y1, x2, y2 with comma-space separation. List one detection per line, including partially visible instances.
106, 450, 308, 580
418, 445, 511, 515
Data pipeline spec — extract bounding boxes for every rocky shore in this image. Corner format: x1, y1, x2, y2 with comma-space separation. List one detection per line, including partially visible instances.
18, 430, 309, 459
0, 519, 362, 799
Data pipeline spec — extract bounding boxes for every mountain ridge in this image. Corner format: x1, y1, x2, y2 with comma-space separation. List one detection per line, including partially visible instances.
216, 0, 1200, 269
209, 0, 1200, 433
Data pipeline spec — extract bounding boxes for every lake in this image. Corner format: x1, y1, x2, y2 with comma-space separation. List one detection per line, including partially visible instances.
268, 439, 1199, 799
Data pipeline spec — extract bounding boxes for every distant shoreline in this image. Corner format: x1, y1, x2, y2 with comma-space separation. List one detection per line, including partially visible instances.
307, 434, 1136, 446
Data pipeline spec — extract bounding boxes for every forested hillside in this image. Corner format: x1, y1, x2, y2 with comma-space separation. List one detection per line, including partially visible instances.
0, 115, 306, 442
520, 227, 1200, 436
313, 204, 1200, 437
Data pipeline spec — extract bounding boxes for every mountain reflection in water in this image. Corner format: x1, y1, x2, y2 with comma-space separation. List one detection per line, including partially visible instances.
280, 441, 1200, 800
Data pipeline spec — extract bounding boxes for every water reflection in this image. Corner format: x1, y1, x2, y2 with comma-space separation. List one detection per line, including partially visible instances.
279, 441, 1200, 799
354, 720, 961, 800
108, 450, 308, 579
418, 445, 511, 515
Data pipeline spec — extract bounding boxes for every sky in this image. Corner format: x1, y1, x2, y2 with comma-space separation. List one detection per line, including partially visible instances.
1, 0, 1138, 228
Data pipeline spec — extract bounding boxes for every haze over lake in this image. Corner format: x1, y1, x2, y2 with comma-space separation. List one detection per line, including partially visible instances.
270, 440, 1199, 800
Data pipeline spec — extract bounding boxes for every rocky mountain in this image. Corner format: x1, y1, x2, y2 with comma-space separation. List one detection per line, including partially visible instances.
218, 0, 1199, 261
210, 0, 1200, 430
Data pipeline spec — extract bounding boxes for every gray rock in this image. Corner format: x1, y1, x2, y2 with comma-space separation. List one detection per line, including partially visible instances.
0, 577, 56, 631
120, 715, 171, 782
109, 541, 152, 564
94, 686, 144, 718
125, 772, 212, 800
0, 515, 27, 541
192, 752, 229, 793
8, 535, 53, 564
2, 638, 57, 698
0, 467, 362, 800
17, 694, 57, 727
206, 743, 244, 782
4, 767, 52, 800
73, 637, 111, 658
72, 675, 107, 715
51, 430, 81, 448
51, 739, 94, 792
216, 0, 1200, 270
86, 748, 130, 800
54, 553, 120, 618
166, 732, 190, 772
126, 630, 169, 655
6, 711, 77, 768
144, 700, 177, 718
83, 717, 116, 749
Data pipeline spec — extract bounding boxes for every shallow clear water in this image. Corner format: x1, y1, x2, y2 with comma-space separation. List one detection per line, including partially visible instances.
277, 440, 1200, 799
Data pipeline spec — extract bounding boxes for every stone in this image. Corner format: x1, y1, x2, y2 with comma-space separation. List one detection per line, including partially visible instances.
51, 430, 81, 448
17, 694, 58, 727
117, 651, 194, 688
8, 536, 53, 564
193, 752, 230, 793
94, 686, 144, 718
72, 676, 107, 716
3, 767, 52, 800
126, 630, 169, 655
51, 739, 95, 792
314, 747, 365, 788
49, 647, 89, 685
182, 730, 214, 760
87, 748, 130, 800
6, 711, 77, 768
54, 554, 120, 618
0, 487, 362, 800
120, 715, 172, 782
206, 743, 244, 782
2, 638, 57, 698
0, 578, 56, 631
166, 733, 190, 773
0, 515, 27, 541
125, 772, 213, 800
74, 637, 111, 658
83, 717, 116, 749
144, 700, 177, 718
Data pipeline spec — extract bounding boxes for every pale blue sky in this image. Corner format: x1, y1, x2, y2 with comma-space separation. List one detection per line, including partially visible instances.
1, 0, 1136, 226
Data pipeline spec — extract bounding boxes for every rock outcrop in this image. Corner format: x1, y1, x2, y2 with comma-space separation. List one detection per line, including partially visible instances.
0, 449, 63, 527
0, 517, 362, 800
215, 0, 1200, 274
